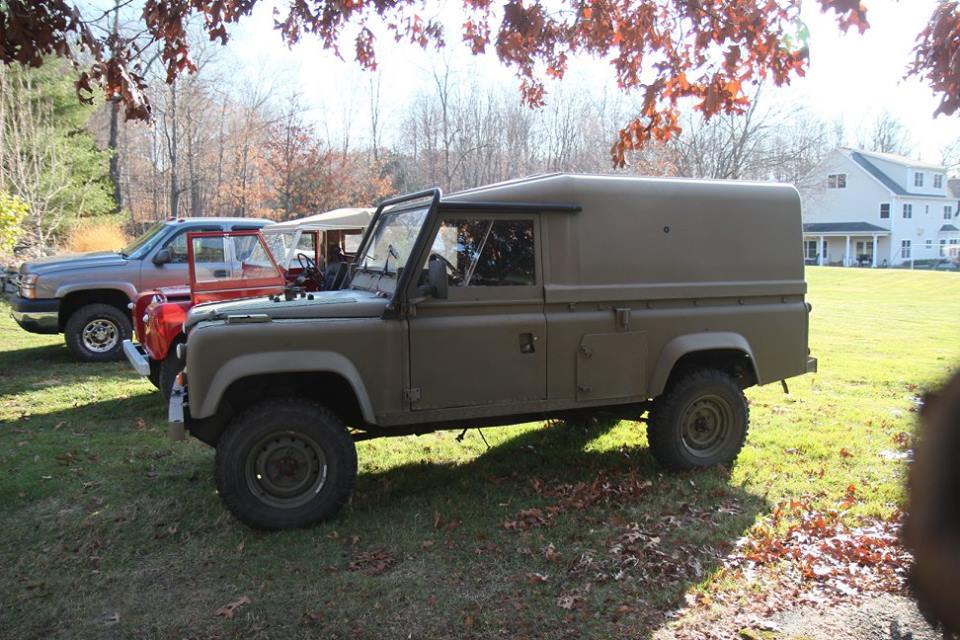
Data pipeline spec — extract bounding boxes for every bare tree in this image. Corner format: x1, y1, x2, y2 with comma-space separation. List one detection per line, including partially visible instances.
859, 111, 914, 156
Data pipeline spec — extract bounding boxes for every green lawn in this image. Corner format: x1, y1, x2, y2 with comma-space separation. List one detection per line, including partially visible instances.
1, 267, 957, 639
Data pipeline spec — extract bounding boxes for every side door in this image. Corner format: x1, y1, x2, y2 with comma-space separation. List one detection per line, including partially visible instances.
407, 214, 546, 410
145, 224, 223, 289
188, 231, 285, 303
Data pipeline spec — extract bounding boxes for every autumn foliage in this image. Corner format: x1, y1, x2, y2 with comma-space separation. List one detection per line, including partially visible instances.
2, 1, 958, 166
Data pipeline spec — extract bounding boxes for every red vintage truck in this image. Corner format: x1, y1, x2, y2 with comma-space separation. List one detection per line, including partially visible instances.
123, 208, 372, 398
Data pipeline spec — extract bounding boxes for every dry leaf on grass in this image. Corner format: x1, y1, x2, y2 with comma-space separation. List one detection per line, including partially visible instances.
347, 549, 396, 576
215, 596, 251, 619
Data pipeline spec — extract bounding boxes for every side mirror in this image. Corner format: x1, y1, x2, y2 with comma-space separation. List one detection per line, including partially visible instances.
427, 257, 448, 299
153, 249, 171, 266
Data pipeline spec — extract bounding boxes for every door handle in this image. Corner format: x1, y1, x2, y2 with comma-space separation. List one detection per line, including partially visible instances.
519, 332, 537, 354
213, 269, 229, 278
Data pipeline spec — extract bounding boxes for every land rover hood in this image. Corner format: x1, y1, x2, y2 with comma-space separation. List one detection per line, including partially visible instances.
184, 289, 389, 331
21, 251, 127, 276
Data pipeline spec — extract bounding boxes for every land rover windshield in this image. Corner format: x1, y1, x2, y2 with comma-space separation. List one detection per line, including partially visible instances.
355, 205, 430, 276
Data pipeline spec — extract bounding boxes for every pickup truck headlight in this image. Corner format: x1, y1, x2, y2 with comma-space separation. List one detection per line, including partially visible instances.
19, 274, 38, 299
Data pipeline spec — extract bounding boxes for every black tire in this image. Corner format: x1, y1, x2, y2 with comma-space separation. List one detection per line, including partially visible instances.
215, 399, 358, 530
647, 369, 749, 471
147, 358, 161, 389
63, 303, 132, 362
157, 348, 182, 401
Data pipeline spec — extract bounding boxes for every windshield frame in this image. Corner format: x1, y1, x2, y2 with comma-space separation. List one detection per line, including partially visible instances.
348, 188, 441, 306
122, 221, 169, 259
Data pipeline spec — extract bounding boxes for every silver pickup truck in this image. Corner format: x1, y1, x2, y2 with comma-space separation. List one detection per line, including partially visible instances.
5, 217, 270, 362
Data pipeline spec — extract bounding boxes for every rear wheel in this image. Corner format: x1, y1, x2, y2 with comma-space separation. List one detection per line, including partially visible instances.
64, 303, 131, 362
647, 369, 749, 471
215, 399, 358, 530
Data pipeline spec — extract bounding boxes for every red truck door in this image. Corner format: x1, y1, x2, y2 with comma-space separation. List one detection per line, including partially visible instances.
187, 230, 285, 304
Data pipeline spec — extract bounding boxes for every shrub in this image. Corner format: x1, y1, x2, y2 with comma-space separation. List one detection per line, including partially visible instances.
0, 191, 29, 253
67, 217, 129, 253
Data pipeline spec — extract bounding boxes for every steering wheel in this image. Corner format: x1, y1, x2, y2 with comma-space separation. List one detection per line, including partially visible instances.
429, 252, 464, 285
296, 253, 324, 287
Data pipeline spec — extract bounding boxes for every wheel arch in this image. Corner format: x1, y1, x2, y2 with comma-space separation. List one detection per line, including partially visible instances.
649, 332, 759, 397
58, 287, 135, 330
190, 351, 376, 444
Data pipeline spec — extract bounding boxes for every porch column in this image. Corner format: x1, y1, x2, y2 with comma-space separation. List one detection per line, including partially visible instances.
845, 235, 851, 267
872, 234, 878, 267
819, 235, 825, 266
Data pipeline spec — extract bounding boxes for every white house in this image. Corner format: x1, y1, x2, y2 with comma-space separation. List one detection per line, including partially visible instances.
801, 148, 960, 267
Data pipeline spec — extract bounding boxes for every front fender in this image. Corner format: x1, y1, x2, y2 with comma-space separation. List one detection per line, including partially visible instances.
192, 350, 376, 424
648, 332, 757, 397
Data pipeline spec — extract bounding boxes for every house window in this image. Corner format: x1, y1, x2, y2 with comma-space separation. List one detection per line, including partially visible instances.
901, 240, 912, 259
925, 205, 930, 215
903, 204, 913, 219
915, 172, 925, 187
926, 239, 933, 250
946, 206, 954, 220
805, 240, 818, 260
941, 239, 948, 256
934, 174, 943, 188
827, 173, 846, 189
880, 203, 890, 219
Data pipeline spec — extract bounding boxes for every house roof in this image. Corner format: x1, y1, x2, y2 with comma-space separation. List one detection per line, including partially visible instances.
847, 151, 947, 198
941, 224, 959, 232
847, 148, 945, 172
803, 222, 890, 234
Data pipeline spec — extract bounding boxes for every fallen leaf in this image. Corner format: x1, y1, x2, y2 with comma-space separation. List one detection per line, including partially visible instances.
92, 611, 120, 625
215, 596, 251, 619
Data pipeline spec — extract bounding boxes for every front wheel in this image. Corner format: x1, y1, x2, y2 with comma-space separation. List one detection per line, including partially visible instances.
64, 303, 132, 362
647, 369, 749, 471
157, 348, 183, 402
215, 399, 358, 530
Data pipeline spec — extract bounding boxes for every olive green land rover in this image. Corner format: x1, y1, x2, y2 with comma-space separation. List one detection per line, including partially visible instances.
169, 174, 817, 529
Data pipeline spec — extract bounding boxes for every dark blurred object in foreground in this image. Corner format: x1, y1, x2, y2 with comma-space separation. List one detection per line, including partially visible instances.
905, 369, 960, 637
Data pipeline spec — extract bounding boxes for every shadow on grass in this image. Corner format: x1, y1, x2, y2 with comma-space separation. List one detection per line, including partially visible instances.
340, 419, 766, 638
0, 343, 145, 402
1, 398, 766, 639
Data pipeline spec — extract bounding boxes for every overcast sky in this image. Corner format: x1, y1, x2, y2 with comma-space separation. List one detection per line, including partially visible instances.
219, 0, 960, 164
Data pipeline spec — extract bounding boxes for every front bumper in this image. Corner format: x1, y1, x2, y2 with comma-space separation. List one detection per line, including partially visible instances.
168, 379, 187, 441
122, 339, 152, 377
7, 295, 59, 334
806, 356, 818, 374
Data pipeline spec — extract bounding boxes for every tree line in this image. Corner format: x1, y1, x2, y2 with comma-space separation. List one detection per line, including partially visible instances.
0, 45, 935, 257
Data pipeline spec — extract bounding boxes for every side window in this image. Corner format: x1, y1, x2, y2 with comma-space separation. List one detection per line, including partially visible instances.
191, 236, 228, 282
165, 227, 220, 263
430, 218, 536, 287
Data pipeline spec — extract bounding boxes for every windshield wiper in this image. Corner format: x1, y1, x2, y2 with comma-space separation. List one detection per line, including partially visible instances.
382, 244, 400, 275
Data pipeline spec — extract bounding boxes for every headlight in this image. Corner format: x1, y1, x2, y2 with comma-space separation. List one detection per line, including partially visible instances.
19, 274, 38, 299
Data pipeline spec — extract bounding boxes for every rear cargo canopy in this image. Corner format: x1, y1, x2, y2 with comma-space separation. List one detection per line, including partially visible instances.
445, 174, 804, 298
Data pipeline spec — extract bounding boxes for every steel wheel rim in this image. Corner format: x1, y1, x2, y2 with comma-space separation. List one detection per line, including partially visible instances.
245, 431, 327, 509
680, 394, 733, 458
82, 318, 119, 353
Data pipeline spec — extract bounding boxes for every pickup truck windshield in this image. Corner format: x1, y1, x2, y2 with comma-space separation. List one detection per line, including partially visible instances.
122, 222, 167, 259
357, 205, 429, 274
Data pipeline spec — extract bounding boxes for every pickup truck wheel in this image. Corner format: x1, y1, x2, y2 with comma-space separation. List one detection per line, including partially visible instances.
64, 303, 132, 362
157, 350, 182, 402
215, 399, 358, 530
647, 369, 749, 471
